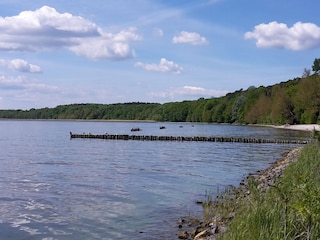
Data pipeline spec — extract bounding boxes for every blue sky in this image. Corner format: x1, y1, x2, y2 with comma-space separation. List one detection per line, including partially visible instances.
0, 0, 319, 109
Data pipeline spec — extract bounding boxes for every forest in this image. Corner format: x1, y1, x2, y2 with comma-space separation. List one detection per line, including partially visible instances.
0, 73, 320, 125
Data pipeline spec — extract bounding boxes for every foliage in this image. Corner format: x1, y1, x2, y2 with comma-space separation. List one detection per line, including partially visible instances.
312, 58, 320, 73
1, 74, 320, 125
312, 129, 320, 142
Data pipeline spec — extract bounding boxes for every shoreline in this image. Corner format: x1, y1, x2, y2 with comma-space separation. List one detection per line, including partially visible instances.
178, 147, 303, 239
0, 118, 157, 123
176, 123, 318, 238
1, 118, 319, 131
268, 123, 320, 132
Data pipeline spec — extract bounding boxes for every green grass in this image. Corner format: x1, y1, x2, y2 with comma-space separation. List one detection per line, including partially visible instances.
203, 143, 320, 240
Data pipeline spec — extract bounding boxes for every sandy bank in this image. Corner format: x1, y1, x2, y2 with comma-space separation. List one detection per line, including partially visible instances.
271, 124, 320, 132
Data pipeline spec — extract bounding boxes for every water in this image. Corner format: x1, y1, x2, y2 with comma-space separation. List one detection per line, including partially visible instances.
0, 120, 310, 239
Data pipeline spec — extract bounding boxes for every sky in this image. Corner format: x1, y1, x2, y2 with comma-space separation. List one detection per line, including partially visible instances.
0, 0, 319, 110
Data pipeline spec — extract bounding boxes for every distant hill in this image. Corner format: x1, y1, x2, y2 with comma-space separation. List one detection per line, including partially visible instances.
1, 74, 319, 125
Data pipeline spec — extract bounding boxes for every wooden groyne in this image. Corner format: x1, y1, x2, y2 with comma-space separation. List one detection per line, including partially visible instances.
69, 132, 310, 144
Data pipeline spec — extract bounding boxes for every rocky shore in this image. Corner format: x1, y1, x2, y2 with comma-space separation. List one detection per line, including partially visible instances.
177, 147, 302, 240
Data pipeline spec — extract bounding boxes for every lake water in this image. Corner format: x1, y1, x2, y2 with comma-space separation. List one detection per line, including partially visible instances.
0, 120, 310, 239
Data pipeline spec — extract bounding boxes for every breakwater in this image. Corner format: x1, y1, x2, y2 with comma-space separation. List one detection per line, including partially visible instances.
69, 132, 309, 144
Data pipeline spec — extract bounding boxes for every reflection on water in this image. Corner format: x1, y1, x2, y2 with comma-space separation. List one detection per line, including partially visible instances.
0, 120, 310, 239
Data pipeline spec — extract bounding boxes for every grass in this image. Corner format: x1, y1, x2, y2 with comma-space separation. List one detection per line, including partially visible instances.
202, 142, 320, 240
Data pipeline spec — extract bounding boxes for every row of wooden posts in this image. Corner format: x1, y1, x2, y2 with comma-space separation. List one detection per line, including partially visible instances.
69, 132, 309, 144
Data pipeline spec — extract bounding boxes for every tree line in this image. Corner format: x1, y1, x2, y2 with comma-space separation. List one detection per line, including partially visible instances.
1, 72, 319, 125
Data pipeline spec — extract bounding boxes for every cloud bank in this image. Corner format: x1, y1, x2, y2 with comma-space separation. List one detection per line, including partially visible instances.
149, 85, 228, 99
0, 59, 41, 73
0, 74, 57, 92
135, 58, 183, 74
172, 31, 208, 45
245, 21, 320, 50
0, 6, 141, 60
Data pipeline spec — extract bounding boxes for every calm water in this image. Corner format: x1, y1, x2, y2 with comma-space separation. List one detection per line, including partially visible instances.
0, 120, 310, 239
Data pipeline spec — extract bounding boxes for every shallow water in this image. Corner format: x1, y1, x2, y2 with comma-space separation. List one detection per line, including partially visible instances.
0, 120, 309, 239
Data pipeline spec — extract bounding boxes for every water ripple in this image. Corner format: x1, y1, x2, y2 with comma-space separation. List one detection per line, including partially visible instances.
0, 121, 309, 239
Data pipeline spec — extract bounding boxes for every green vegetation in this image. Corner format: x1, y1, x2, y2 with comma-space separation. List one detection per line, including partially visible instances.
312, 128, 320, 142
202, 143, 320, 239
312, 58, 320, 74
0, 102, 161, 121
1, 63, 320, 125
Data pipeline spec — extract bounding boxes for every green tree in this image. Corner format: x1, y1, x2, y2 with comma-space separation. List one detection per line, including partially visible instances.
312, 58, 320, 73
231, 95, 246, 123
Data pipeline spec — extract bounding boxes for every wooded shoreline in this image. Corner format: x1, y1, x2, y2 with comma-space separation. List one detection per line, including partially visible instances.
0, 74, 319, 125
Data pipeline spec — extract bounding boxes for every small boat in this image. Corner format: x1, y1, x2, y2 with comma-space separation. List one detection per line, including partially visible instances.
159, 126, 166, 129
131, 127, 141, 132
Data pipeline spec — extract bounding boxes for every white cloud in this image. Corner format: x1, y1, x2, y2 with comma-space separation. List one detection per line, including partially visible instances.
0, 74, 60, 109
0, 59, 41, 73
0, 74, 57, 91
245, 21, 320, 50
0, 6, 141, 60
148, 86, 228, 99
69, 27, 141, 59
172, 31, 208, 45
135, 58, 183, 74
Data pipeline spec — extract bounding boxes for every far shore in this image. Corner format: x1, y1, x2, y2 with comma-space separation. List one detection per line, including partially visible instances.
0, 118, 157, 123
269, 124, 320, 132
1, 118, 319, 132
